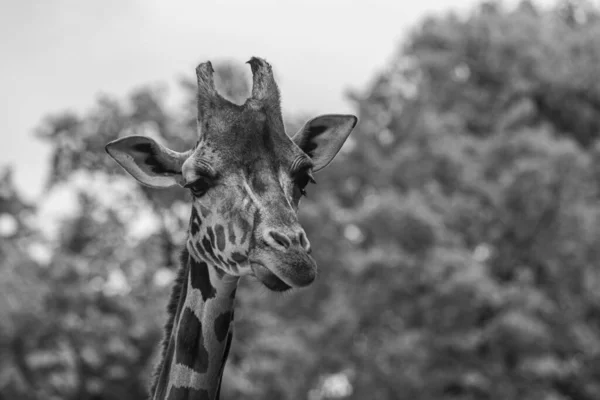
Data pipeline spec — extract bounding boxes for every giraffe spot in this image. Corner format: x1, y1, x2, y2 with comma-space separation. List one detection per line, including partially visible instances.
227, 221, 236, 243
189, 258, 216, 301
206, 226, 216, 245
238, 217, 251, 244
167, 386, 210, 400
202, 237, 218, 262
199, 204, 210, 218
252, 207, 262, 230
251, 173, 269, 195
215, 224, 226, 251
190, 207, 201, 236
216, 254, 227, 265
214, 311, 233, 342
214, 266, 225, 279
231, 252, 247, 264
229, 287, 237, 299
175, 308, 209, 373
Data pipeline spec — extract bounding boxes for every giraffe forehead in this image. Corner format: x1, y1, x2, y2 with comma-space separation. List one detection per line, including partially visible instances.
183, 146, 298, 187
186, 115, 302, 176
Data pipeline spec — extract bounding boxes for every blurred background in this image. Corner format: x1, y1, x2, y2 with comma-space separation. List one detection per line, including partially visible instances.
3, 0, 600, 399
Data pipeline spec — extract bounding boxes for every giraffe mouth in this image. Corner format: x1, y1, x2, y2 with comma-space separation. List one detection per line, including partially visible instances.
249, 247, 317, 290
250, 263, 292, 292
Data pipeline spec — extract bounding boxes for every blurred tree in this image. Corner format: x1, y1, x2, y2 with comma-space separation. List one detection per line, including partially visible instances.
0, 167, 46, 400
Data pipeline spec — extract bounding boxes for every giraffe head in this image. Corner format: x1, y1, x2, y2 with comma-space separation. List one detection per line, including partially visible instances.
106, 58, 357, 292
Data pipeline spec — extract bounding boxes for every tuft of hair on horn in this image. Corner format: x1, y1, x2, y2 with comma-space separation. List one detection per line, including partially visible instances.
247, 56, 280, 103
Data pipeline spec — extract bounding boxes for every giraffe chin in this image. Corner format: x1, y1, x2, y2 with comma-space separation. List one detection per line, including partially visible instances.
251, 263, 292, 292
250, 249, 317, 291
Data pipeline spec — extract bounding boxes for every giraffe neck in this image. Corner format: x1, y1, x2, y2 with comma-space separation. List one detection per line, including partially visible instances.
152, 244, 239, 400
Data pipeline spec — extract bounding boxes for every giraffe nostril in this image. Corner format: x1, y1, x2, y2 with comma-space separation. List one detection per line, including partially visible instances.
268, 231, 292, 250
299, 231, 311, 253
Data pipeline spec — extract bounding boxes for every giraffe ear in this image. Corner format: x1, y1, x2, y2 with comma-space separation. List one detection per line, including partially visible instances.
105, 136, 189, 188
292, 114, 358, 172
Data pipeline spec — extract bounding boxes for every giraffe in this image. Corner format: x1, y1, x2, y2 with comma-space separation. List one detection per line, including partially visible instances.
105, 57, 357, 400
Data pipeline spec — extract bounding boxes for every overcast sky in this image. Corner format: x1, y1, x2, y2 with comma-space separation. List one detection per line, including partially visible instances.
1, 0, 525, 200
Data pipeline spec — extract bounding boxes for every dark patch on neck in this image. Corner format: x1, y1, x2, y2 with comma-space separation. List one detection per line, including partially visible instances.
175, 307, 209, 373
150, 248, 190, 397
214, 225, 226, 251
190, 207, 201, 236
214, 330, 234, 400
167, 386, 210, 400
214, 311, 233, 342
189, 258, 216, 301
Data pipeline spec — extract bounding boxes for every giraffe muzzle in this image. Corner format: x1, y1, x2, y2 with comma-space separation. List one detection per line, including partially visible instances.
249, 243, 317, 291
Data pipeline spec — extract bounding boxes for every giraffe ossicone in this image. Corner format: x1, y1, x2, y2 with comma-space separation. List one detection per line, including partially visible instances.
106, 57, 357, 400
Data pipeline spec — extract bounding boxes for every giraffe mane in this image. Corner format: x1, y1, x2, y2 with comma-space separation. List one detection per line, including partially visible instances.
149, 247, 190, 397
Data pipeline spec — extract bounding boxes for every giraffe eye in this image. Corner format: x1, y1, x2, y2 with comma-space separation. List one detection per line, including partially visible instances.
184, 178, 212, 197
294, 170, 316, 197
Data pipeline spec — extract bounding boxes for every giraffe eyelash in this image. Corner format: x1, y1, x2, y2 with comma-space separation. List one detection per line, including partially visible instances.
294, 169, 316, 198
184, 177, 213, 197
